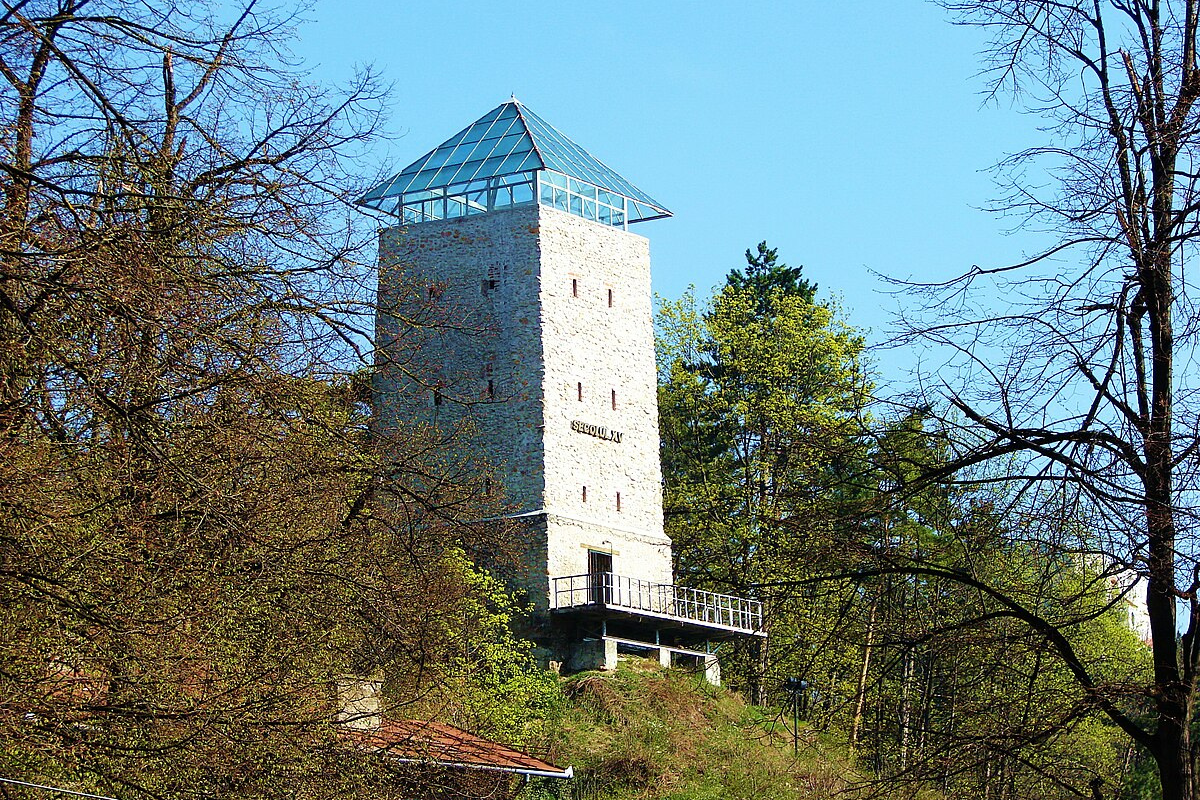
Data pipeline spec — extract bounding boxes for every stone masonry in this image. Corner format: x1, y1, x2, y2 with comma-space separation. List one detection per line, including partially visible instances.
373, 203, 673, 612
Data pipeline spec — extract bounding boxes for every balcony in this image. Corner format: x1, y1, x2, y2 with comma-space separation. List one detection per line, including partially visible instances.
551, 573, 764, 637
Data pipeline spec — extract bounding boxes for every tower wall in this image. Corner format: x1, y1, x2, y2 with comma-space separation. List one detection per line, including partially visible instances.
374, 206, 547, 509
373, 203, 672, 606
536, 206, 670, 585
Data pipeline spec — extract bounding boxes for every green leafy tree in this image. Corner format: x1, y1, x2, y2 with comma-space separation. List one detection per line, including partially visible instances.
385, 550, 565, 749
657, 245, 870, 702
660, 252, 1152, 796
846, 478, 1151, 798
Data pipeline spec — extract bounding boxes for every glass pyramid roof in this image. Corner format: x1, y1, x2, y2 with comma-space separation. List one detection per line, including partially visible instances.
358, 100, 670, 225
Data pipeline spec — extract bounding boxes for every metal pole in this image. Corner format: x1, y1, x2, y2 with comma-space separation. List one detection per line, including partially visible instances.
793, 691, 799, 757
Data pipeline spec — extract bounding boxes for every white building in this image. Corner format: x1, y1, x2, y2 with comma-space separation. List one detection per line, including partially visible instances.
363, 100, 762, 681
1108, 569, 1153, 644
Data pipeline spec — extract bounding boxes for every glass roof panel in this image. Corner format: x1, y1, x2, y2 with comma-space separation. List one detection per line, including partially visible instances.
475, 106, 506, 125
424, 161, 468, 191
419, 146, 456, 172
514, 150, 542, 172
491, 132, 530, 156
447, 155, 503, 186
520, 105, 669, 219
456, 106, 507, 144
497, 151, 532, 173
400, 164, 446, 195
358, 99, 671, 223
447, 114, 518, 171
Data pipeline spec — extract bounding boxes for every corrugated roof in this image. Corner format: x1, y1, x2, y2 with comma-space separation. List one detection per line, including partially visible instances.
345, 719, 573, 779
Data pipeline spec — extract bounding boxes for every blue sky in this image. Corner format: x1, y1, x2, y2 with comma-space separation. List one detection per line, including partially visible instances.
293, 1, 1054, 384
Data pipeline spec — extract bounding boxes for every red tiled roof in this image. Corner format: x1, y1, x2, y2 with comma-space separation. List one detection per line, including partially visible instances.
345, 720, 572, 779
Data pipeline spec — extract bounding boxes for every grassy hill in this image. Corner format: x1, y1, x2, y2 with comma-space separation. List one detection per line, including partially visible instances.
539, 659, 870, 800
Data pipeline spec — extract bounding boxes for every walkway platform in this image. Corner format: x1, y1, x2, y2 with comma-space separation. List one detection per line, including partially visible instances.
550, 572, 765, 638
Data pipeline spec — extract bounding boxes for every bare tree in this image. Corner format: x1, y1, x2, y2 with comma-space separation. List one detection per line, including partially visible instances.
0, 3, 556, 799
890, 2, 1200, 797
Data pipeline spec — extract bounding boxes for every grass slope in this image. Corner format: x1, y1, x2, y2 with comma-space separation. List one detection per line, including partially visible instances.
541, 659, 864, 800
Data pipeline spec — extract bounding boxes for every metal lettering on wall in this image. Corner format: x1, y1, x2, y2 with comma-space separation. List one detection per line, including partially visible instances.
571, 419, 623, 443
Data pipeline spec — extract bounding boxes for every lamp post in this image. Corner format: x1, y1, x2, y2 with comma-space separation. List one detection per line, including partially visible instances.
782, 677, 807, 757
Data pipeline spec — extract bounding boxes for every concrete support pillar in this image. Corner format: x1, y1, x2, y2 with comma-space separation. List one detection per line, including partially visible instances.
658, 647, 672, 669
569, 638, 618, 672
703, 655, 721, 687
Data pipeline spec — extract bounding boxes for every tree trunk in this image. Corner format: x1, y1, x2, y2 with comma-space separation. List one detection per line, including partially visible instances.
1150, 725, 1193, 800
850, 593, 877, 747
898, 647, 913, 772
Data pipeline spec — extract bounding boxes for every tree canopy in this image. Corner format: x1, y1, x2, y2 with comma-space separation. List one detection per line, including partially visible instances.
0, 3, 560, 800
658, 244, 868, 701
888, 2, 1200, 797
658, 244, 1155, 798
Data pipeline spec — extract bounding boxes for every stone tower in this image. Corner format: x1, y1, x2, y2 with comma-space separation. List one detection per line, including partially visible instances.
363, 100, 761, 677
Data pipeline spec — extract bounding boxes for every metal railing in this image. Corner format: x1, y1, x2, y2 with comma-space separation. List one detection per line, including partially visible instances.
551, 572, 763, 634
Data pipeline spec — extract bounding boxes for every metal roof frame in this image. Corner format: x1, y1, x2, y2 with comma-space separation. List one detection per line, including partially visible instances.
358, 99, 670, 226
